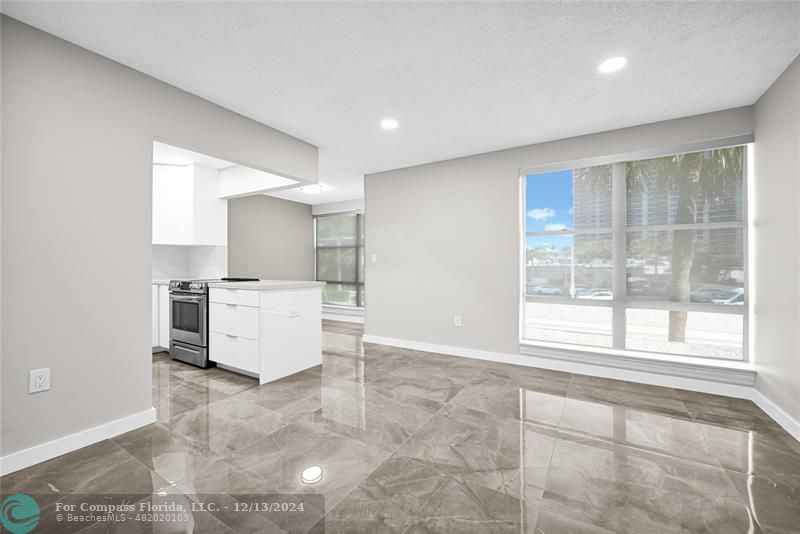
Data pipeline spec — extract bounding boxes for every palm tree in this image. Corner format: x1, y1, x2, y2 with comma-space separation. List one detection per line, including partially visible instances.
575, 146, 743, 342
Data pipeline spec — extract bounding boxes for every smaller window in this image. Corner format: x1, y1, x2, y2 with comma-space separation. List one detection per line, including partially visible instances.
315, 213, 364, 307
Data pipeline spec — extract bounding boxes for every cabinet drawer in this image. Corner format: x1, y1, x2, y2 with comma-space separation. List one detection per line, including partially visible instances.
209, 288, 260, 307
210, 302, 259, 339
210, 332, 259, 374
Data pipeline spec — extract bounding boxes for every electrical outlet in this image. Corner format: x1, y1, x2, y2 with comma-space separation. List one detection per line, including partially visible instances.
453, 315, 462, 327
29, 368, 50, 394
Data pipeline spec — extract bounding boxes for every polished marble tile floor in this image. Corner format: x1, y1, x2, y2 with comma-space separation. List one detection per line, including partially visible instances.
3, 320, 799, 533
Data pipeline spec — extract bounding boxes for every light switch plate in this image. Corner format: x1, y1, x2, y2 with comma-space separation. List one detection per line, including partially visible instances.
29, 368, 51, 393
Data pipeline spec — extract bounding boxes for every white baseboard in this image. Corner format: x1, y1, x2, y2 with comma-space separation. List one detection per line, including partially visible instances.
323, 314, 365, 324
0, 407, 157, 476
322, 307, 365, 324
519, 341, 756, 387
750, 389, 800, 442
362, 334, 754, 393
362, 334, 799, 443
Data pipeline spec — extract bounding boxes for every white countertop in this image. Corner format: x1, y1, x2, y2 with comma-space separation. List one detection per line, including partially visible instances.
152, 279, 170, 285
207, 280, 325, 291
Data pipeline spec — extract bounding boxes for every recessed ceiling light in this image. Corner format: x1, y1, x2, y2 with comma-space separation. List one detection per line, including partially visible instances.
301, 184, 325, 194
380, 118, 399, 130
300, 465, 323, 484
598, 56, 627, 74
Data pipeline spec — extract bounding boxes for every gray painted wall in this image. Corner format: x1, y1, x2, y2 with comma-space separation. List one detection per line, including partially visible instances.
364, 107, 754, 356
0, 16, 317, 456
228, 195, 314, 281
752, 55, 800, 424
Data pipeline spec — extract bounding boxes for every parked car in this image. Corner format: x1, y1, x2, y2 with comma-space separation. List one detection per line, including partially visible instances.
627, 277, 650, 294
530, 285, 564, 295
691, 288, 731, 303
713, 288, 745, 305
580, 290, 613, 300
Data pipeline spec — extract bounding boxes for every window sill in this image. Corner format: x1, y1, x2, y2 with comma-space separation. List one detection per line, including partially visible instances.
519, 340, 755, 386
322, 305, 365, 322
323, 304, 364, 313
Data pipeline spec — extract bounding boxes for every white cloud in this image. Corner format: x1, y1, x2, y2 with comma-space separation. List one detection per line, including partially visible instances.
544, 223, 567, 231
527, 208, 556, 220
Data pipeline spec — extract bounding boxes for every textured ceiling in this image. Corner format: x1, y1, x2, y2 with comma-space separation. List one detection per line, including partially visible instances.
3, 1, 799, 204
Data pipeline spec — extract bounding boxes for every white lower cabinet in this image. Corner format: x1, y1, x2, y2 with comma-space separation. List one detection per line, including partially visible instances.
209, 293, 260, 375
209, 303, 259, 339
209, 332, 259, 374
152, 285, 159, 348
152, 283, 171, 350
158, 285, 170, 349
208, 285, 322, 384
259, 288, 322, 384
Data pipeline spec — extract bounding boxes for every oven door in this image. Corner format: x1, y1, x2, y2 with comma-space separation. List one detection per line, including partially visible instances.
169, 292, 207, 347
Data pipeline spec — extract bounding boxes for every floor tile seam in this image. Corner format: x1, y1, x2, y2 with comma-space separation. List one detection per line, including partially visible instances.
542, 494, 689, 534
142, 420, 243, 459
526, 508, 621, 534
445, 393, 565, 438
688, 409, 735, 473
105, 437, 184, 497
220, 415, 299, 468
394, 467, 452, 520
539, 479, 748, 520
549, 427, 744, 476
207, 416, 287, 455
565, 383, 690, 408
437, 386, 723, 472
562, 393, 696, 423
361, 360, 416, 383
272, 414, 398, 458
109, 421, 262, 497
321, 394, 461, 518
717, 466, 772, 534
318, 446, 396, 521
396, 385, 469, 450
203, 380, 260, 399
317, 378, 433, 417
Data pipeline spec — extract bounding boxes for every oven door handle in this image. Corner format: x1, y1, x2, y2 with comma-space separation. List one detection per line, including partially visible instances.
170, 295, 206, 302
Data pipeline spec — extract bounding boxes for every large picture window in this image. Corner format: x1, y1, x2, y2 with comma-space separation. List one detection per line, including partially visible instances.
315, 212, 364, 307
523, 145, 746, 360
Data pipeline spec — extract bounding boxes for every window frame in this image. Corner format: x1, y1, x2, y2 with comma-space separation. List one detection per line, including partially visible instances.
313, 210, 365, 308
519, 137, 752, 362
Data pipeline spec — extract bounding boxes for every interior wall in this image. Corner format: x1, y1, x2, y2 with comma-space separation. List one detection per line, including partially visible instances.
752, 55, 800, 424
151, 245, 228, 280
364, 107, 754, 355
188, 246, 228, 279
228, 195, 314, 280
0, 16, 317, 457
151, 245, 191, 280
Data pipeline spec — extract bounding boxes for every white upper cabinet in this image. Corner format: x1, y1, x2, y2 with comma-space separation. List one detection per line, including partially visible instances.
152, 163, 227, 246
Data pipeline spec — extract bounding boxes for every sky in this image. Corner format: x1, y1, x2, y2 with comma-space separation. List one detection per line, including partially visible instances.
525, 170, 573, 249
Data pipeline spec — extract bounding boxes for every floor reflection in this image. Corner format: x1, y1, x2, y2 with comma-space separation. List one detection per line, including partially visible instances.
1, 320, 797, 534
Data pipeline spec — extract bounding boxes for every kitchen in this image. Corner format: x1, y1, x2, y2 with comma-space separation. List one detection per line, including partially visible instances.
151, 141, 334, 384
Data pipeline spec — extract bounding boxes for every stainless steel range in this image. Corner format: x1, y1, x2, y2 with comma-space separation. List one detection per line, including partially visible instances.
168, 278, 258, 367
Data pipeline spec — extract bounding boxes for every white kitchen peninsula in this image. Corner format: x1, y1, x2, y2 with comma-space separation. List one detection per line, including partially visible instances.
207, 280, 325, 384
